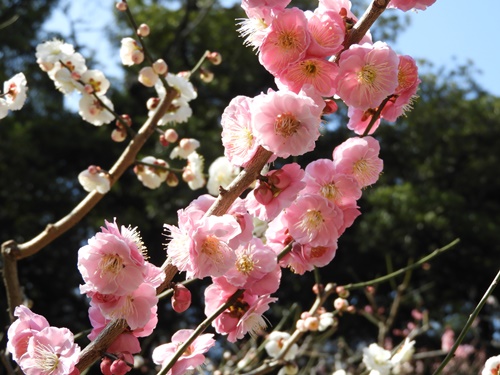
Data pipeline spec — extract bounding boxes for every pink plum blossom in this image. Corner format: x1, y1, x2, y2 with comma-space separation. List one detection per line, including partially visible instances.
204, 277, 277, 342
333, 136, 383, 188
302, 158, 362, 208
152, 329, 215, 375
280, 194, 344, 247
277, 57, 338, 97
246, 163, 306, 221
7, 305, 50, 362
259, 8, 310, 75
78, 219, 147, 296
346, 106, 381, 135
251, 90, 322, 158
306, 8, 345, 58
97, 282, 158, 330
221, 95, 260, 167
238, 6, 276, 51
20, 326, 80, 375
189, 214, 241, 278
335, 42, 399, 110
224, 237, 281, 295
388, 0, 436, 12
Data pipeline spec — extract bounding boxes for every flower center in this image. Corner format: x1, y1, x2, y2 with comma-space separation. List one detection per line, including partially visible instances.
320, 182, 339, 201
236, 254, 255, 275
34, 344, 60, 373
277, 31, 298, 50
301, 61, 318, 77
274, 113, 300, 138
358, 65, 377, 86
99, 254, 124, 276
302, 210, 324, 230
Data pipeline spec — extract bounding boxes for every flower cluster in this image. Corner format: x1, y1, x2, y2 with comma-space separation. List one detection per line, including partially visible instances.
36, 39, 114, 126
7, 305, 80, 375
78, 219, 165, 374
238, 0, 421, 137
0, 73, 28, 120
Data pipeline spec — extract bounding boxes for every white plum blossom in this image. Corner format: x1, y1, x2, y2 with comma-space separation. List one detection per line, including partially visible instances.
119, 37, 144, 66
265, 331, 299, 361
152, 80, 194, 125
135, 156, 169, 189
51, 52, 87, 94
80, 69, 110, 96
482, 355, 500, 375
318, 312, 335, 331
207, 156, 240, 196
184, 151, 205, 190
78, 94, 115, 126
78, 166, 110, 194
36, 39, 75, 72
166, 73, 197, 101
362, 343, 392, 375
170, 138, 200, 159
0, 73, 28, 119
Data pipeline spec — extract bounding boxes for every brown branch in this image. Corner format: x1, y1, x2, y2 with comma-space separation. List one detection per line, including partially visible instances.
1, 87, 177, 322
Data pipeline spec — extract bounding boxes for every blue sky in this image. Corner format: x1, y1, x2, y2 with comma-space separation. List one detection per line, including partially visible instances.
393, 0, 500, 96
44, 0, 500, 97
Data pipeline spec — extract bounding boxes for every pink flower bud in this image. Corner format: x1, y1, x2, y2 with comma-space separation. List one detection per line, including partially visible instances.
182, 169, 195, 182
253, 184, 273, 205
164, 128, 178, 143
137, 23, 150, 37
110, 359, 132, 375
153, 59, 168, 75
159, 134, 169, 147
138, 67, 159, 87
323, 99, 338, 114
268, 169, 291, 190
100, 357, 113, 375
88, 165, 99, 174
206, 51, 222, 65
115, 2, 128, 11
179, 138, 200, 153
172, 284, 192, 313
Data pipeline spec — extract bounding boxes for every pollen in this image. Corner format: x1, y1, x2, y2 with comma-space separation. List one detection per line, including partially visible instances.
274, 113, 301, 138
99, 253, 124, 276
320, 182, 340, 201
236, 254, 255, 275
277, 31, 298, 50
34, 344, 60, 372
358, 65, 377, 86
201, 236, 223, 264
303, 209, 324, 230
310, 246, 328, 259
301, 61, 318, 77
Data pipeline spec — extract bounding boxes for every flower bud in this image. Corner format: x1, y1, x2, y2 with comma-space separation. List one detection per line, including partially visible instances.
206, 51, 222, 65
115, 1, 127, 11
334, 298, 349, 311
153, 59, 168, 75
137, 23, 150, 37
200, 68, 214, 83
146, 97, 160, 111
159, 134, 169, 147
164, 128, 179, 143
295, 319, 307, 332
111, 128, 127, 142
110, 359, 131, 375
268, 169, 291, 190
131, 49, 144, 65
172, 284, 192, 313
138, 67, 159, 87
166, 172, 179, 187
323, 99, 338, 114
253, 184, 273, 205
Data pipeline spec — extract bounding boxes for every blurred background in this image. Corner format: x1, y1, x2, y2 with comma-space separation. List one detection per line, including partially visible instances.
1, 0, 499, 373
